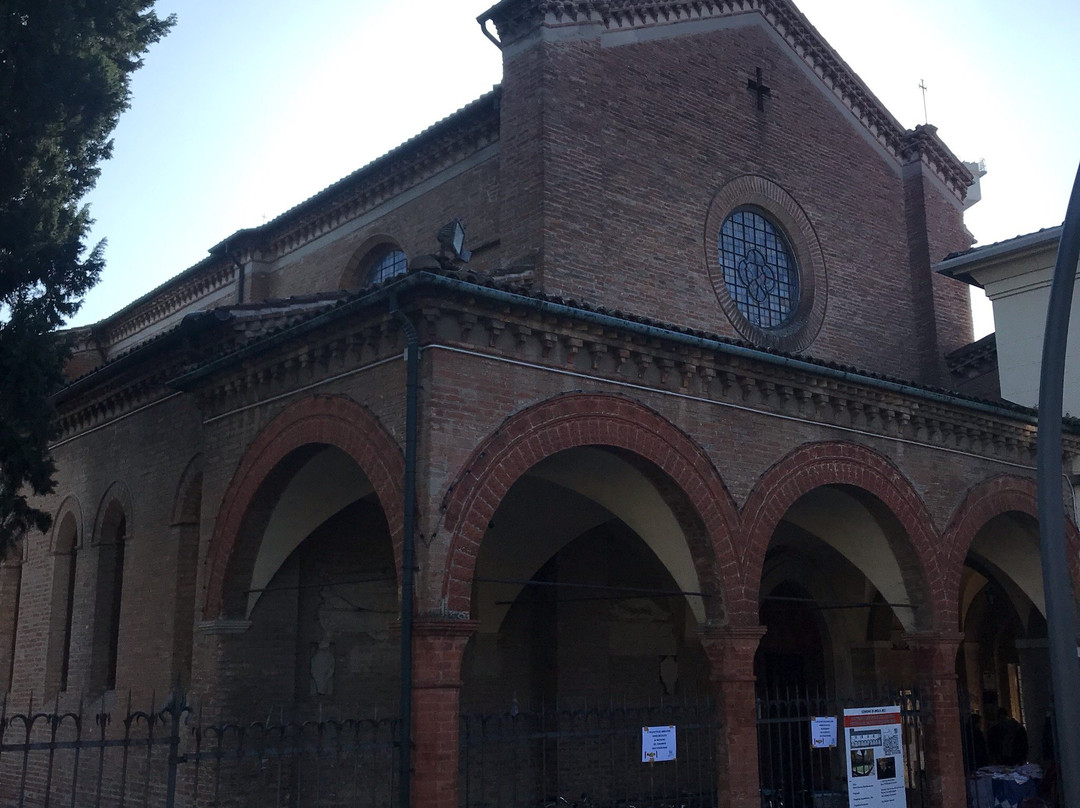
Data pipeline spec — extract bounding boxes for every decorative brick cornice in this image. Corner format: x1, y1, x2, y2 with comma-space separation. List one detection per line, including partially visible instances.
902, 124, 975, 201
97, 260, 236, 350
263, 94, 500, 259
84, 91, 500, 362
481, 0, 971, 201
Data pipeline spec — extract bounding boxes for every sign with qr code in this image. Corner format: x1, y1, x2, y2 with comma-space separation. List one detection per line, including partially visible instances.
641, 725, 677, 763
843, 706, 907, 808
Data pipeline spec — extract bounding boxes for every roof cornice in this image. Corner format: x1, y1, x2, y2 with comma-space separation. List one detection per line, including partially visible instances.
936, 225, 1063, 287
479, 0, 972, 200
83, 89, 502, 347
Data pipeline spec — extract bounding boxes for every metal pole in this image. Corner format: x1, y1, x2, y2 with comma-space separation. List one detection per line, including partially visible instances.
1036, 160, 1080, 808
391, 296, 419, 808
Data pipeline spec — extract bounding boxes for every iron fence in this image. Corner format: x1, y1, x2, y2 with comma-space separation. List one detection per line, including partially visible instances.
756, 686, 926, 808
460, 696, 719, 808
0, 690, 400, 808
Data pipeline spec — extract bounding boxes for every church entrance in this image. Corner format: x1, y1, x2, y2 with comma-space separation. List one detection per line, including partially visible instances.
459, 446, 719, 808
755, 484, 930, 808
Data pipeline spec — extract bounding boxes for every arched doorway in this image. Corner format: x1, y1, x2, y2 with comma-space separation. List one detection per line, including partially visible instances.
460, 445, 719, 808
753, 480, 933, 808
217, 443, 400, 717
957, 512, 1048, 771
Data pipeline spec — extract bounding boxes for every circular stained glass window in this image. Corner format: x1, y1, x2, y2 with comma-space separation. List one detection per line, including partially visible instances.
718, 209, 800, 330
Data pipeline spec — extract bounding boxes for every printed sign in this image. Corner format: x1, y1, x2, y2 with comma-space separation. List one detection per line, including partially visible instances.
641, 725, 677, 763
843, 707, 907, 808
811, 716, 838, 748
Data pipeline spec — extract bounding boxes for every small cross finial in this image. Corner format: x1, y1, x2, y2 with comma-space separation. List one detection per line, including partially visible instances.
747, 67, 772, 112
918, 78, 928, 125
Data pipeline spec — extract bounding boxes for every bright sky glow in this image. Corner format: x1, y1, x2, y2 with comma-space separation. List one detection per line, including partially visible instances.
74, 0, 1080, 340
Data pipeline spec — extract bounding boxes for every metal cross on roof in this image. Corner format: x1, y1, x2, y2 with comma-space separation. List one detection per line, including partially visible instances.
747, 67, 772, 111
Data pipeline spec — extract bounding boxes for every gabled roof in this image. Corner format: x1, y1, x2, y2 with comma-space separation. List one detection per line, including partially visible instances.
84, 88, 502, 342
478, 0, 972, 199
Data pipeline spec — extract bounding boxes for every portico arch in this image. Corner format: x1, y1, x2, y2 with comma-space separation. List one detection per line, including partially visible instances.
943, 476, 1079, 762
437, 393, 739, 621
741, 441, 942, 632
940, 475, 1080, 626
204, 395, 403, 620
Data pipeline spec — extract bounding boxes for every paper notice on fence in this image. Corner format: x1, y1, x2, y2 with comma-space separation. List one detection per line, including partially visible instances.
641, 725, 677, 763
811, 716, 837, 748
843, 707, 906, 808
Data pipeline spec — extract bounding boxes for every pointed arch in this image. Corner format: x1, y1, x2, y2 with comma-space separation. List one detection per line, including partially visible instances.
740, 441, 942, 631
203, 395, 404, 620
436, 392, 740, 620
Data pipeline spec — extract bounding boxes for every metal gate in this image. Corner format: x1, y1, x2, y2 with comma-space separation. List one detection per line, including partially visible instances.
461, 696, 719, 808
0, 690, 400, 808
756, 687, 926, 808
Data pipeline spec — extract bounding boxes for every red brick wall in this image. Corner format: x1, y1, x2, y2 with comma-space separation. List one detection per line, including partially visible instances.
265, 157, 502, 301
497, 20, 966, 386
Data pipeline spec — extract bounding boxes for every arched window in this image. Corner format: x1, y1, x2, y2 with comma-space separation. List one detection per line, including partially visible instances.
365, 245, 408, 285
0, 545, 22, 693
91, 503, 127, 692
46, 510, 79, 694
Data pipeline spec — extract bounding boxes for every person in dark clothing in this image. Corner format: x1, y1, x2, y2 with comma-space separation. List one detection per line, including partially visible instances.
988, 707, 1029, 766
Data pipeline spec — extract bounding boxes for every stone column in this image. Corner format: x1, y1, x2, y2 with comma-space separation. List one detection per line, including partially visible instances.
907, 631, 965, 808
699, 625, 767, 808
411, 616, 478, 808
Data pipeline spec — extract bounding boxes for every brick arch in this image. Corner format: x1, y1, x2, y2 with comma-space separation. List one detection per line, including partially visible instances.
739, 441, 943, 630
91, 481, 134, 546
203, 394, 404, 619
436, 392, 740, 618
171, 454, 204, 526
940, 475, 1080, 628
50, 495, 84, 555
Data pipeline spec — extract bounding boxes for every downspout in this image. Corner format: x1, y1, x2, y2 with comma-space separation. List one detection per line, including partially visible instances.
390, 294, 418, 808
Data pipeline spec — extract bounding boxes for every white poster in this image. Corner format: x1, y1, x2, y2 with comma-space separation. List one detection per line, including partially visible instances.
641, 725, 677, 763
843, 706, 907, 808
811, 716, 838, 748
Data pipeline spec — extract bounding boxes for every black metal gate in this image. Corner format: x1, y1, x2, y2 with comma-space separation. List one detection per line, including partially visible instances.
461, 697, 719, 808
0, 690, 400, 808
756, 687, 926, 808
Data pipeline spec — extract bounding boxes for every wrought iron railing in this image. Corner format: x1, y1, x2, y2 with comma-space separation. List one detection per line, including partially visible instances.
756, 686, 926, 808
0, 690, 399, 808
460, 696, 719, 808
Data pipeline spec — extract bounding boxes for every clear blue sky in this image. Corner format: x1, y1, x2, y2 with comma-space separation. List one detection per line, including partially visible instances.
74, 0, 1080, 338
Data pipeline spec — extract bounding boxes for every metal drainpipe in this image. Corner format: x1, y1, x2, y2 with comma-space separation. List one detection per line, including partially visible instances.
391, 294, 418, 808
1036, 161, 1080, 808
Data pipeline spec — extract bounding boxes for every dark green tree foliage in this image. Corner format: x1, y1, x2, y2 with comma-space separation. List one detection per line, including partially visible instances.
0, 2, 172, 554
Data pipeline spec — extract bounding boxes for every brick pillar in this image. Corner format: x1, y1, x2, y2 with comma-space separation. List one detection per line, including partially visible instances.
411, 617, 478, 808
699, 625, 767, 808
907, 631, 965, 808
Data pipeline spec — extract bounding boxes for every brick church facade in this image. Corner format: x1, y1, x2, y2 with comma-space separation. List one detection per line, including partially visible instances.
6, 1, 1077, 807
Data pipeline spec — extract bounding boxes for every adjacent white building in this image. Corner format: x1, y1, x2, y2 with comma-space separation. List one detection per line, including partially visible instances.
937, 225, 1080, 415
